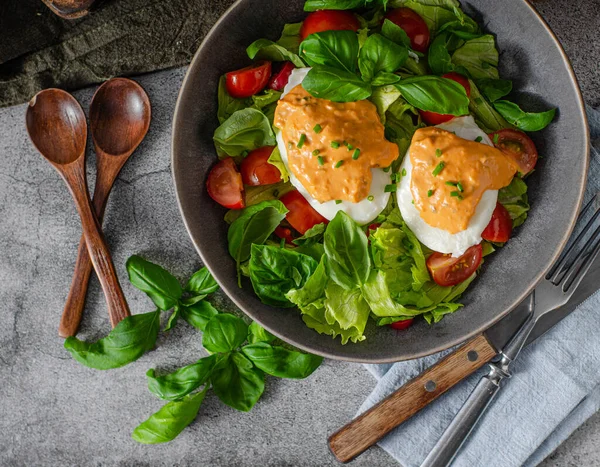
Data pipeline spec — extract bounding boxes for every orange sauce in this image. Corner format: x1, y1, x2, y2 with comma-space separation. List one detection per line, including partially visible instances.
273, 85, 398, 203
409, 127, 518, 233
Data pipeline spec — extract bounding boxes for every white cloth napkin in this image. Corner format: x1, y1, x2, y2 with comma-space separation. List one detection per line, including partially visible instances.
359, 106, 600, 467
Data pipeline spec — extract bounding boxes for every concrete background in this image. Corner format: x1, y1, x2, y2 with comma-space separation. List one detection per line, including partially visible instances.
1, 0, 599, 465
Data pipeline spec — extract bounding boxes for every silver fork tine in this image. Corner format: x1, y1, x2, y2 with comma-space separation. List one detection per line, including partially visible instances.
562, 222, 600, 292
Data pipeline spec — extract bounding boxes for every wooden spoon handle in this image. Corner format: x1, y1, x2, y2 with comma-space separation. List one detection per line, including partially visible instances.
328, 334, 497, 463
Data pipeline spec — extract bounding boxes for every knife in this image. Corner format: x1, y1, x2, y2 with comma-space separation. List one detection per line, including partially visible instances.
328, 256, 600, 463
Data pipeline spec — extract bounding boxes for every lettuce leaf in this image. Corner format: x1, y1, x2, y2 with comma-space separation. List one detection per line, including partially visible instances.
388, 0, 460, 34
498, 176, 530, 228
267, 147, 290, 182
468, 79, 511, 133
451, 35, 499, 79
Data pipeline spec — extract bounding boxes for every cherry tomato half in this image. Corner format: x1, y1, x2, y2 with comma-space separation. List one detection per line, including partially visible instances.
481, 202, 513, 243
279, 190, 329, 235
274, 226, 296, 244
385, 8, 430, 53
268, 62, 296, 91
300, 10, 360, 40
488, 128, 539, 174
225, 61, 272, 99
420, 72, 471, 125
206, 158, 244, 209
240, 146, 281, 186
389, 318, 414, 330
426, 244, 483, 287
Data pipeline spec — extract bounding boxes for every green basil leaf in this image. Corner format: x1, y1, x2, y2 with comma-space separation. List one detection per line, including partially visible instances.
64, 311, 160, 370
248, 321, 276, 344
185, 267, 218, 295
300, 30, 359, 73
304, 0, 368, 11
163, 307, 179, 332
147, 355, 217, 401
210, 352, 265, 412
247, 39, 305, 67
381, 19, 412, 48
180, 301, 219, 331
395, 75, 469, 115
277, 22, 303, 54
493, 100, 556, 132
324, 210, 371, 289
202, 314, 248, 353
468, 79, 511, 132
126, 255, 182, 311
213, 108, 276, 158
371, 72, 401, 86
451, 35, 499, 79
242, 342, 323, 379
248, 244, 318, 307
180, 294, 207, 306
292, 222, 326, 246
217, 75, 249, 124
131, 388, 207, 444
475, 78, 512, 103
359, 33, 408, 82
427, 32, 454, 75
302, 66, 372, 102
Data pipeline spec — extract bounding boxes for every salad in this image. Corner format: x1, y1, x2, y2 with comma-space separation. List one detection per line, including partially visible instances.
205, 0, 556, 344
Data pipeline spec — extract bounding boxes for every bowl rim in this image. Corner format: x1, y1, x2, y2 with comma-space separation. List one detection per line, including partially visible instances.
171, 0, 590, 363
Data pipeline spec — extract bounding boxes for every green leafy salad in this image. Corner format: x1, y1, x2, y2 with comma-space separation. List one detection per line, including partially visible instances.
206, 0, 556, 344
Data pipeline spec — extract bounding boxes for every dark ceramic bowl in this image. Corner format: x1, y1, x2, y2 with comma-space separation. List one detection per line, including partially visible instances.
172, 0, 588, 362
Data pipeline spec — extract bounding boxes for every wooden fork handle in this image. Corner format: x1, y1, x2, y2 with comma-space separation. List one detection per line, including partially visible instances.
328, 334, 497, 463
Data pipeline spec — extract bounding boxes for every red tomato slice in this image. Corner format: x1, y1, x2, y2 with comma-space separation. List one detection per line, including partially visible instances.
384, 8, 430, 53
426, 244, 483, 287
481, 202, 513, 243
420, 72, 471, 125
300, 10, 360, 40
206, 158, 244, 209
268, 62, 296, 91
225, 61, 272, 99
389, 318, 414, 330
274, 226, 295, 244
240, 146, 281, 186
279, 190, 329, 235
488, 128, 539, 174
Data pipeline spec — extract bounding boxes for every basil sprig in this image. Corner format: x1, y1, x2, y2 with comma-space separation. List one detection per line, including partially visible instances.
493, 100, 556, 132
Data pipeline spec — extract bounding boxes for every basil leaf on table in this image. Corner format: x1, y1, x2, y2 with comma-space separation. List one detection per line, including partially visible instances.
247, 39, 305, 67
248, 244, 318, 307
213, 108, 276, 158
180, 300, 219, 331
395, 75, 469, 116
132, 388, 208, 444
210, 352, 265, 412
358, 33, 408, 82
126, 255, 182, 311
476, 78, 512, 103
302, 66, 372, 102
248, 321, 276, 344
242, 342, 323, 379
300, 30, 359, 73
451, 35, 499, 79
493, 100, 556, 132
292, 222, 326, 246
324, 211, 371, 289
185, 267, 218, 295
64, 311, 161, 370
217, 76, 249, 124
304, 0, 368, 11
381, 19, 412, 48
163, 307, 180, 332
202, 314, 249, 353
147, 354, 217, 401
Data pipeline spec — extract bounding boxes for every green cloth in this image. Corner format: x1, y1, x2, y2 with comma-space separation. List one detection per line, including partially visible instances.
0, 0, 235, 107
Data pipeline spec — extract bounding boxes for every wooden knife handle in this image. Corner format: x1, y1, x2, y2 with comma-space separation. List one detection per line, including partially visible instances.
328, 334, 497, 463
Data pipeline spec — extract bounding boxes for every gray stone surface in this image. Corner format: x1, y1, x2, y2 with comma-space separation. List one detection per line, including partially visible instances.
0, 0, 599, 466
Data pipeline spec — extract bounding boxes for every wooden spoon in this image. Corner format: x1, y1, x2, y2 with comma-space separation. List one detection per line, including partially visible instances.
26, 88, 130, 330
58, 78, 151, 337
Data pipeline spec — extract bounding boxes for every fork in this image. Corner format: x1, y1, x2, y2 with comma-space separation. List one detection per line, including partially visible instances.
421, 192, 600, 467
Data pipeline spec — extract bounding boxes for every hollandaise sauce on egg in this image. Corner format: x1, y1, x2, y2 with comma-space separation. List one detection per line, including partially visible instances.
273, 68, 399, 225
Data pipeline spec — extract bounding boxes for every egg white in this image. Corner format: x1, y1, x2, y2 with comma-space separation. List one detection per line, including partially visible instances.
276, 67, 392, 225
397, 116, 498, 257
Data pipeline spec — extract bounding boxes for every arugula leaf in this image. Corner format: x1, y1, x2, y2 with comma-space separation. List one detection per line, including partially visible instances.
304, 0, 370, 11
247, 39, 305, 67
324, 211, 371, 289
64, 311, 160, 370
249, 244, 318, 307
202, 314, 249, 353
381, 19, 411, 48
396, 75, 469, 116
475, 78, 512, 103
180, 301, 219, 331
248, 321, 276, 344
302, 66, 372, 102
146, 354, 217, 401
451, 35, 499, 79
498, 176, 530, 227
126, 255, 182, 311
213, 108, 276, 158
185, 267, 218, 295
300, 30, 359, 73
267, 146, 289, 182
493, 100, 556, 132
292, 222, 326, 246
359, 34, 408, 82
217, 76, 249, 124
211, 352, 265, 412
242, 342, 323, 379
468, 79, 511, 132
277, 23, 303, 54
132, 388, 207, 444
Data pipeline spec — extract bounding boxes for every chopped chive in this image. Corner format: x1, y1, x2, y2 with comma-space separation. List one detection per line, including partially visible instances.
317, 156, 324, 166
432, 161, 445, 177
342, 140, 348, 146
384, 184, 397, 193
457, 181, 464, 192
391, 173, 399, 183
383, 166, 391, 173
313, 124, 322, 133
367, 195, 374, 202
475, 136, 483, 143
273, 189, 280, 198
450, 191, 463, 200
401, 168, 407, 177
335, 160, 344, 168
493, 133, 500, 144
297, 134, 306, 148
331, 141, 340, 149
352, 148, 361, 160
411, 200, 415, 204
435, 148, 442, 158
335, 200, 342, 205
347, 143, 354, 150
241, 150, 249, 157
427, 189, 434, 197
280, 237, 286, 248
312, 149, 320, 156
445, 181, 458, 187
